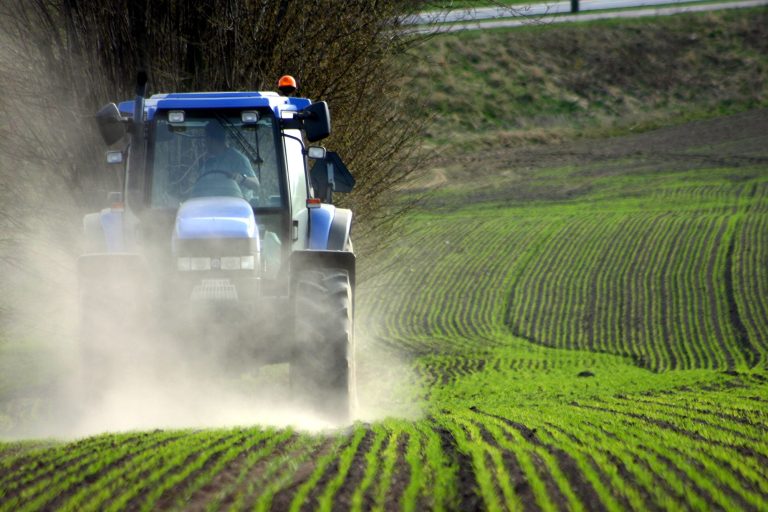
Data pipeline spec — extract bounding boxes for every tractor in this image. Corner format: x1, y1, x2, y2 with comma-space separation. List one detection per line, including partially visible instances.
79, 73, 356, 422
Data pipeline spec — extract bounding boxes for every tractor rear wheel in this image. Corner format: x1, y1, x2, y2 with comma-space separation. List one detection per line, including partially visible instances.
291, 268, 355, 423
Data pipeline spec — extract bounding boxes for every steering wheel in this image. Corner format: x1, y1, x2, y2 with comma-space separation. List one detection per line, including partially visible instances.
190, 168, 263, 205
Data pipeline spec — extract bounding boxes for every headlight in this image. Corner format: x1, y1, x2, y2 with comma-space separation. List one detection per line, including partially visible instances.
178, 256, 255, 271
168, 110, 185, 123
190, 257, 211, 271
220, 256, 241, 270
241, 111, 259, 124
240, 256, 255, 270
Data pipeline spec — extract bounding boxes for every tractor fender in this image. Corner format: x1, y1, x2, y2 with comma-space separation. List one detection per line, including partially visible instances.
83, 208, 125, 253
308, 204, 353, 251
290, 250, 356, 291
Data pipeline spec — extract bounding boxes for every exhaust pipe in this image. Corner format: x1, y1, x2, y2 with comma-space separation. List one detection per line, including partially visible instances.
133, 70, 148, 139
126, 71, 149, 211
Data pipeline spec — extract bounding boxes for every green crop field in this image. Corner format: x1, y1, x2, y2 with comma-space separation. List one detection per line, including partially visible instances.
2, 9, 768, 512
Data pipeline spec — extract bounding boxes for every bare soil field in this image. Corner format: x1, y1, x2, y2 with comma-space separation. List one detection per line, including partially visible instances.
423, 108, 768, 203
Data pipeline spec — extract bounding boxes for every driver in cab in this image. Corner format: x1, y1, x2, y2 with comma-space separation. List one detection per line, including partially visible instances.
193, 122, 260, 198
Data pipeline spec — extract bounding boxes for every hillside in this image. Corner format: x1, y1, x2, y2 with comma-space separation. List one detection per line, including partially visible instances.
2, 8, 768, 512
410, 8, 768, 148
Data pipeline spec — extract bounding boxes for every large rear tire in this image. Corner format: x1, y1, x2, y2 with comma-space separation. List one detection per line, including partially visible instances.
291, 268, 355, 423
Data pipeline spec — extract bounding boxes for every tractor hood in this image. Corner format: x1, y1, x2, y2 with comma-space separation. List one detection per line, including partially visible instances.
173, 197, 257, 241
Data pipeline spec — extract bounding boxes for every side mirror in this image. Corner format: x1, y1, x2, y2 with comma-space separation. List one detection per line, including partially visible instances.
310, 151, 355, 203
96, 103, 127, 145
302, 101, 331, 142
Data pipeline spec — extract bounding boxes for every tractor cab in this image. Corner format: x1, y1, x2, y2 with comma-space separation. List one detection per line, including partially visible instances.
91, 76, 344, 289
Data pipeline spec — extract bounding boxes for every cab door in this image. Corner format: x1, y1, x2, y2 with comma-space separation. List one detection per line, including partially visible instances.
282, 129, 309, 251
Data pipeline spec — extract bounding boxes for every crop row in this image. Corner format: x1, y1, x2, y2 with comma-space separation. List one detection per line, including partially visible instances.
432, 374, 768, 511
0, 421, 450, 511
3, 374, 765, 511
733, 213, 768, 368
747, 181, 768, 213
507, 211, 747, 370
361, 183, 768, 371
650, 181, 759, 215
360, 213, 549, 353
412, 348, 614, 395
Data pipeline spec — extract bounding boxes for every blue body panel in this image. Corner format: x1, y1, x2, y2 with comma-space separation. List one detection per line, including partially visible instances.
309, 204, 336, 250
100, 209, 125, 252
174, 197, 257, 240
118, 92, 311, 120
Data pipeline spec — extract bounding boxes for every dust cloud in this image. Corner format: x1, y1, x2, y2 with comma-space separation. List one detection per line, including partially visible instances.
0, 180, 416, 440
0, 22, 418, 442
1, 224, 420, 440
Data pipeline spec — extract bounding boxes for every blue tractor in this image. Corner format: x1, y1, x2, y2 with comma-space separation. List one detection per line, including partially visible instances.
79, 74, 356, 421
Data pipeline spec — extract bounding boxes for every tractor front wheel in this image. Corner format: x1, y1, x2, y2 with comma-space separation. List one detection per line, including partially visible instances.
291, 268, 355, 423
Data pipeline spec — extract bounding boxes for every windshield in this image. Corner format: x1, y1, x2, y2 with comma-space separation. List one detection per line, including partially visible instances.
149, 110, 282, 209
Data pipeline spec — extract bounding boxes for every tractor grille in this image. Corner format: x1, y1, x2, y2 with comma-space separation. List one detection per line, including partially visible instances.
191, 278, 239, 301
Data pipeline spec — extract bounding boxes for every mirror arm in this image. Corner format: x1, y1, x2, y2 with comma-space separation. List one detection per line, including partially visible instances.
280, 118, 304, 130
326, 161, 335, 203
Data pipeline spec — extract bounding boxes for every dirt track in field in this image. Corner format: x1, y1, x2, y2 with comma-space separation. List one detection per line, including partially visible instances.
428, 108, 768, 202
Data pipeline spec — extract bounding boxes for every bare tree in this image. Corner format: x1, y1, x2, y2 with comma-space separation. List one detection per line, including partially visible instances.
1, 0, 434, 258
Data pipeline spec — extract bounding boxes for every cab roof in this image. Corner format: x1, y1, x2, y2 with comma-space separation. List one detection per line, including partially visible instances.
118, 91, 312, 121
